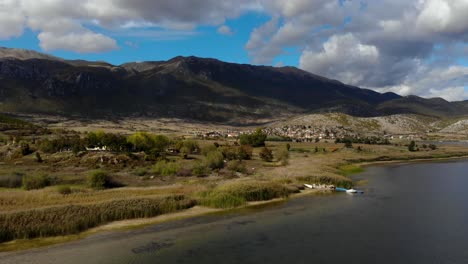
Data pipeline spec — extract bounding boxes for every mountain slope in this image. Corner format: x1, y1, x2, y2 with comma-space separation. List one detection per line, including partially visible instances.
0, 47, 466, 123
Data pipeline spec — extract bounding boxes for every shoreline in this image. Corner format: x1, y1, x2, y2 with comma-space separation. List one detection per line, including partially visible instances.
1, 154, 468, 253
355, 154, 468, 168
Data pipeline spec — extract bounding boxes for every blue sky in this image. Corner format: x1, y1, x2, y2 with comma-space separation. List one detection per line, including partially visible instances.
0, 13, 278, 66
0, 0, 466, 100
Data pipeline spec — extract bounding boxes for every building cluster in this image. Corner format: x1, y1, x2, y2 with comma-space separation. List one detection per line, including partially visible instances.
193, 123, 429, 143
196, 125, 358, 142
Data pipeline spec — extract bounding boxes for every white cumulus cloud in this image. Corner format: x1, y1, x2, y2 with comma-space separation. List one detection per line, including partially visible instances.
217, 25, 233, 36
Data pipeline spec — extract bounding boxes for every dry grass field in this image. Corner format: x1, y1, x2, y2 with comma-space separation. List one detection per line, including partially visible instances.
1, 116, 468, 250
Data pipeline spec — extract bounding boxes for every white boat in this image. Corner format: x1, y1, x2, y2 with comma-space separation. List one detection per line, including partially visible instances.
346, 189, 358, 193
304, 184, 313, 189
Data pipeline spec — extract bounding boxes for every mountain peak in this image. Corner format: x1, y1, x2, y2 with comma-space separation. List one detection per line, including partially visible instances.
0, 47, 61, 61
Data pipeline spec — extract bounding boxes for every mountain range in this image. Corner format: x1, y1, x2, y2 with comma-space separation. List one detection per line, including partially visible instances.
0, 47, 467, 124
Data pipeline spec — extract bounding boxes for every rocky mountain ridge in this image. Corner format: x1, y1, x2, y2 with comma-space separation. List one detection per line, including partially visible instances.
0, 47, 467, 124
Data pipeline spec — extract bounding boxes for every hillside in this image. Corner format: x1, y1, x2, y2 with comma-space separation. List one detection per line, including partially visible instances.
0, 47, 467, 123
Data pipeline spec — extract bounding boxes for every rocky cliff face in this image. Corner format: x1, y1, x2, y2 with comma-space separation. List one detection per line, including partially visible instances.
0, 47, 467, 122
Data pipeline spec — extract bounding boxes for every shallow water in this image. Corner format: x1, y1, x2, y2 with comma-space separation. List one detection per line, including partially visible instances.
2, 160, 468, 264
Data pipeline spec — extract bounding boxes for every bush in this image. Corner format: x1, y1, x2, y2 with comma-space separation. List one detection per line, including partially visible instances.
0, 172, 24, 188
429, 144, 437, 150
20, 143, 33, 156
175, 139, 199, 154
192, 162, 209, 176
133, 167, 148, 176
205, 150, 224, 169
22, 174, 51, 190
239, 128, 267, 147
259, 147, 273, 162
227, 160, 247, 173
201, 145, 218, 156
152, 160, 180, 176
408, 141, 417, 152
57, 186, 72, 195
87, 170, 111, 190
276, 148, 290, 165
220, 146, 238, 160
237, 145, 253, 160
35, 152, 43, 163
344, 139, 353, 148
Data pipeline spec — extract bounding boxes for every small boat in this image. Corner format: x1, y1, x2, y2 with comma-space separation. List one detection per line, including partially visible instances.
335, 187, 364, 194
304, 184, 313, 189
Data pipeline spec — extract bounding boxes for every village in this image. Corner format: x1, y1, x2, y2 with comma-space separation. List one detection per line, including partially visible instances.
195, 124, 425, 143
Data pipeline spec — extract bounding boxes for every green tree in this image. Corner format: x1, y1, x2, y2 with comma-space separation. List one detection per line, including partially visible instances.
237, 145, 253, 160
87, 170, 111, 190
239, 128, 267, 147
408, 141, 417, 152
35, 152, 43, 163
205, 150, 225, 169
344, 139, 353, 148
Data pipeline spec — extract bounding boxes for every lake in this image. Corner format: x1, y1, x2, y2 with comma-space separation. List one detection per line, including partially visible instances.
2, 159, 468, 264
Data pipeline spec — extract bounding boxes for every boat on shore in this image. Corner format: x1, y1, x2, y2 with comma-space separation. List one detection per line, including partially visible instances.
335, 187, 364, 194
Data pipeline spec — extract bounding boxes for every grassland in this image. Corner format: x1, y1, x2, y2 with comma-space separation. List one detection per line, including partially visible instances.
1, 122, 468, 250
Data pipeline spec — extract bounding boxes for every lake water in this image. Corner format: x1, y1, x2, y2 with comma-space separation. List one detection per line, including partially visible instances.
2, 159, 468, 264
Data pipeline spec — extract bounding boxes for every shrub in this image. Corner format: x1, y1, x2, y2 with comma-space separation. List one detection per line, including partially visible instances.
35, 152, 43, 163
237, 145, 253, 160
152, 160, 180, 176
205, 150, 224, 169
201, 145, 218, 156
408, 141, 417, 152
0, 172, 24, 188
179, 146, 190, 159
220, 146, 238, 160
57, 186, 72, 195
22, 174, 51, 190
175, 139, 199, 154
276, 148, 290, 165
239, 128, 267, 147
259, 147, 273, 162
344, 139, 353, 148
192, 162, 209, 176
20, 142, 33, 156
429, 144, 437, 150
87, 170, 111, 190
133, 167, 148, 176
227, 160, 247, 173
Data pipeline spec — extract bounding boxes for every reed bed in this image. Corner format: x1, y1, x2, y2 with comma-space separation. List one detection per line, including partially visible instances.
0, 185, 203, 212
200, 181, 292, 208
0, 195, 196, 243
295, 175, 353, 189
